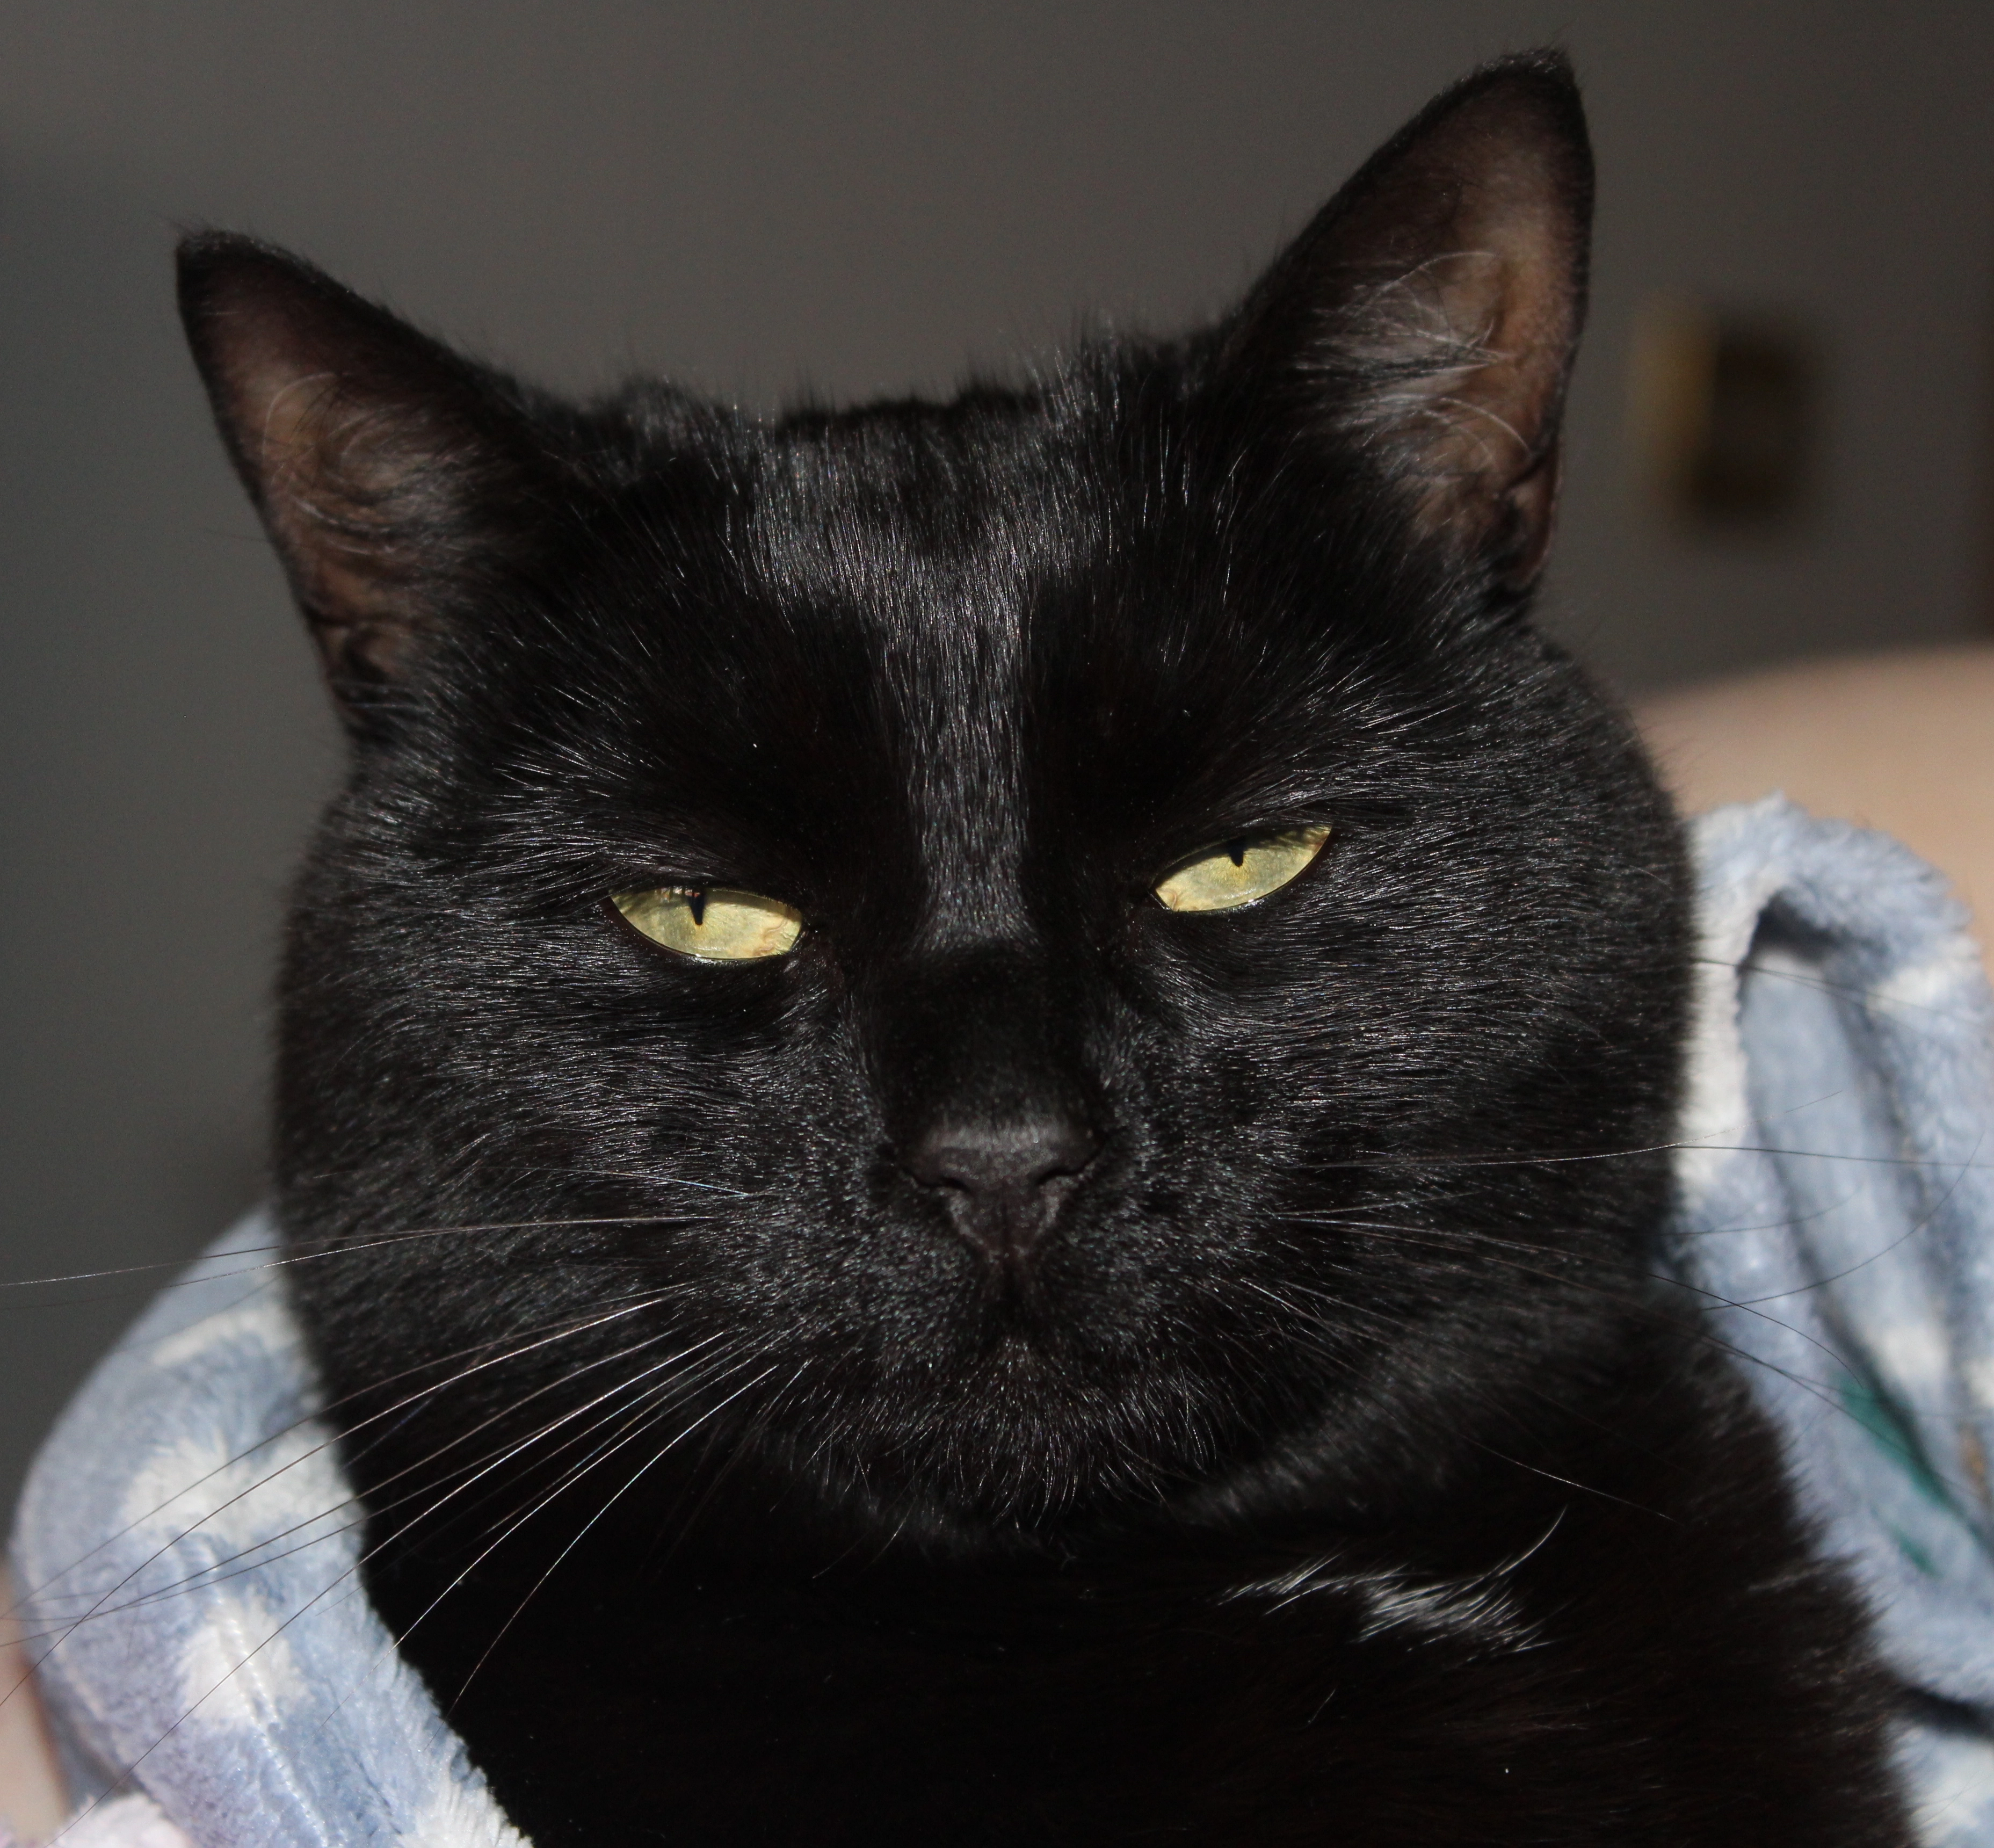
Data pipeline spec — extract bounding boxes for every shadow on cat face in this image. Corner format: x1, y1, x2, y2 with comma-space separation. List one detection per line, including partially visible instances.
179, 54, 1689, 1547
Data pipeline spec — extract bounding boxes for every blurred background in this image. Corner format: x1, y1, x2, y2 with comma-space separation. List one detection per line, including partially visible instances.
4, 1, 1993, 1514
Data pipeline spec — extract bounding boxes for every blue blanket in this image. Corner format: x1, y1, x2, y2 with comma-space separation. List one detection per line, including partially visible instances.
12, 797, 1994, 1845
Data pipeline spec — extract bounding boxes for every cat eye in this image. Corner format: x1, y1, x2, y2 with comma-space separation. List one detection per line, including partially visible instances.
611, 886, 803, 961
1154, 827, 1331, 914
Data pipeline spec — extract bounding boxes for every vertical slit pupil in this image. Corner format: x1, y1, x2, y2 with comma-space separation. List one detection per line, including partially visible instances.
1226, 840, 1246, 867
688, 890, 707, 926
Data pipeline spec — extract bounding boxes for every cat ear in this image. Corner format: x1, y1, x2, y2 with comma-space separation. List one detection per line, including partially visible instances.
177, 233, 548, 728
1224, 52, 1592, 593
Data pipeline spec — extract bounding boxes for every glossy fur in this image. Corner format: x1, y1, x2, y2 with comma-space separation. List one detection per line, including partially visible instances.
179, 55, 1911, 1845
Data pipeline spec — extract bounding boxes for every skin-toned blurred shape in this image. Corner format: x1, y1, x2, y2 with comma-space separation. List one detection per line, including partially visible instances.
0, 1566, 68, 1840
1638, 647, 1994, 966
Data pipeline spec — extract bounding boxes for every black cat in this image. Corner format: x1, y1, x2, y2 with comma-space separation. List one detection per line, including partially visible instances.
178, 53, 1911, 1845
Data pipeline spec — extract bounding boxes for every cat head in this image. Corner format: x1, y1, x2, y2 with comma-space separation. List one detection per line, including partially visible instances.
181, 53, 1687, 1548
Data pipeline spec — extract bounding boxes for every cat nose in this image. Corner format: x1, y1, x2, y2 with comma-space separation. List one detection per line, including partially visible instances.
904, 1114, 1100, 1262
907, 1115, 1099, 1194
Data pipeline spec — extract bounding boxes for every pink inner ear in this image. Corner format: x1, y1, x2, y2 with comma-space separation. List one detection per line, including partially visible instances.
1342, 227, 1574, 579
1229, 60, 1590, 587
187, 269, 419, 670
179, 235, 536, 707
221, 348, 439, 684
1325, 132, 1583, 574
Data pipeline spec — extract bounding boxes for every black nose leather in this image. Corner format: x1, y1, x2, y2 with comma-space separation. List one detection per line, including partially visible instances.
905, 1114, 1099, 1262
907, 1116, 1098, 1194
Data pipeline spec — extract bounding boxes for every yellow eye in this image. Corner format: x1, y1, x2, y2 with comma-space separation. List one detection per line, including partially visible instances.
1154, 827, 1331, 914
611, 887, 803, 961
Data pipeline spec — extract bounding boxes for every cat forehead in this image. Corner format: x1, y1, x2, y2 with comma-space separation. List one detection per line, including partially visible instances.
733, 382, 1113, 621
535, 350, 1410, 856
526, 376, 1298, 879
567, 371, 1380, 782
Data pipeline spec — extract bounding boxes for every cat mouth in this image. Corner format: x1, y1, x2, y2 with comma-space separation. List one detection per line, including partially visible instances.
774, 1278, 1273, 1524
803, 1365, 1217, 1530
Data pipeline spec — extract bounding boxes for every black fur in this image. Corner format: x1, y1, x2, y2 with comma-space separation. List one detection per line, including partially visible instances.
178, 54, 1911, 1845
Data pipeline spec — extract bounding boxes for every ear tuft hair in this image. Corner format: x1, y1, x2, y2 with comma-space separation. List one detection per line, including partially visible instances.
1224, 52, 1593, 596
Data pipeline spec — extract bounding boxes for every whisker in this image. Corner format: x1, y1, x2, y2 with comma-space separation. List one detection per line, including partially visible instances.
1257, 1221, 1986, 1503
451, 1361, 780, 1697
1696, 952, 1993, 1028
9, 1292, 690, 1681
19, 1334, 765, 1834
0, 1201, 754, 1299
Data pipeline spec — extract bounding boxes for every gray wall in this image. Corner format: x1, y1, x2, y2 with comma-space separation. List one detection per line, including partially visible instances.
5, 2, 1994, 1511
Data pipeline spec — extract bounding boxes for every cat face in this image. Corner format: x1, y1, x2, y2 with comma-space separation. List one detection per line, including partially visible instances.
183, 55, 1688, 1543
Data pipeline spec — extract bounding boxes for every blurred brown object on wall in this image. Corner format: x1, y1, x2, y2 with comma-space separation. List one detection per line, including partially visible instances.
1630, 300, 1821, 532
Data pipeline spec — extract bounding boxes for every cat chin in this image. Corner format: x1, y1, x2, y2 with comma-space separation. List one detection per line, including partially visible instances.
755, 1298, 1662, 1547
726, 1361, 1246, 1541
722, 1346, 1412, 1548
746, 1403, 1416, 1550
